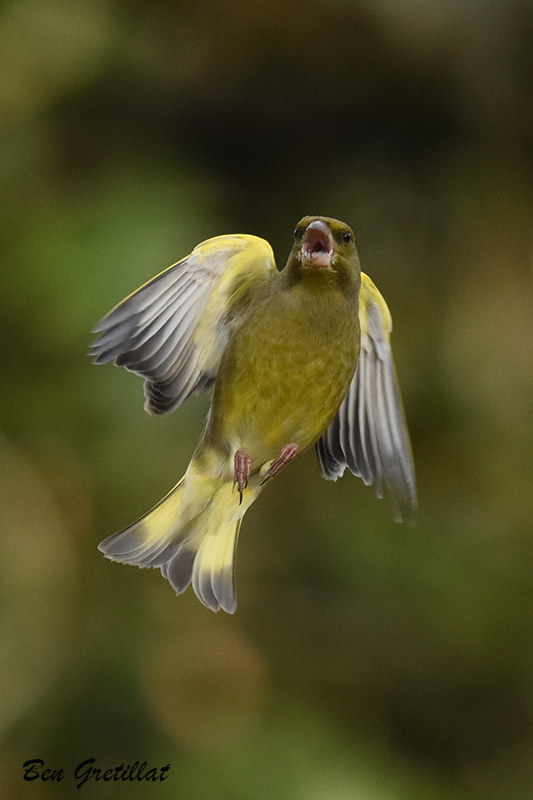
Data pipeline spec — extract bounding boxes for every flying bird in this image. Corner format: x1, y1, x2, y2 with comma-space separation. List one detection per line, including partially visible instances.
90, 216, 416, 613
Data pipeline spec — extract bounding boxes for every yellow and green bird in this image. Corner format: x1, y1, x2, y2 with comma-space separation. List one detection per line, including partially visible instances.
91, 216, 416, 613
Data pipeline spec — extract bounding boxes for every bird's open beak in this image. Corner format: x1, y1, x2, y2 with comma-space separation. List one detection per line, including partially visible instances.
301, 220, 334, 268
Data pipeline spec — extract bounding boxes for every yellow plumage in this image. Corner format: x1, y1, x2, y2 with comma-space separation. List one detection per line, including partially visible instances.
91, 217, 416, 613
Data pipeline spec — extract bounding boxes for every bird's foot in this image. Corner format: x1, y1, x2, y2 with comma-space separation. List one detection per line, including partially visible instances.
234, 448, 252, 505
260, 443, 299, 485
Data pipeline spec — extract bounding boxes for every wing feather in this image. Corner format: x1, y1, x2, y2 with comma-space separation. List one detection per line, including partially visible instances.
90, 234, 276, 414
316, 273, 417, 521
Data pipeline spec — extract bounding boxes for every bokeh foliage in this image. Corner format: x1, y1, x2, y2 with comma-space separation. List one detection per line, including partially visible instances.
2, 1, 533, 798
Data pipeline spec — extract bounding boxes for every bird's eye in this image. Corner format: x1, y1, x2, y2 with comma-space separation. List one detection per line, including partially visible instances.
294, 228, 302, 240
343, 231, 352, 243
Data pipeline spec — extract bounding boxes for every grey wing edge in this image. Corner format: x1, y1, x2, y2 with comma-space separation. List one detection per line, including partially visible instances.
316, 350, 417, 523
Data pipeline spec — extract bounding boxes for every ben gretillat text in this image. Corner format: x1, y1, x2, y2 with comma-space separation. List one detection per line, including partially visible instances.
23, 758, 170, 788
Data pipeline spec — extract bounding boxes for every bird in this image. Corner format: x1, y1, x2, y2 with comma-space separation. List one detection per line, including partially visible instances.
90, 216, 416, 613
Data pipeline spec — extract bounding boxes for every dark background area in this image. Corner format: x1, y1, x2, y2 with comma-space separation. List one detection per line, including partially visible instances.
2, 1, 533, 798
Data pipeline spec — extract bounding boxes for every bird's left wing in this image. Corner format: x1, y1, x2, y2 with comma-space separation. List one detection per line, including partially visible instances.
316, 273, 417, 521
90, 234, 276, 414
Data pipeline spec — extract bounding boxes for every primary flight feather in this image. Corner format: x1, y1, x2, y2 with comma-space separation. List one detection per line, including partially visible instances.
91, 216, 416, 613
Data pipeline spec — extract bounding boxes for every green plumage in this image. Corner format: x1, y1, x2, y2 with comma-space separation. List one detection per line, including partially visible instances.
204, 228, 361, 469
90, 216, 416, 613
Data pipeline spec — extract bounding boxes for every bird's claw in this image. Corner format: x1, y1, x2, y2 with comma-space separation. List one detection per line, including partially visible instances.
260, 443, 299, 485
234, 449, 252, 505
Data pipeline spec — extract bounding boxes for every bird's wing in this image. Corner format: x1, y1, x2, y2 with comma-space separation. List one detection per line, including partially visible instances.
90, 234, 276, 414
316, 272, 417, 521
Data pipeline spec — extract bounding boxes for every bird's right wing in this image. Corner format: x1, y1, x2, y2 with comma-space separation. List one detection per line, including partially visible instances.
90, 234, 276, 415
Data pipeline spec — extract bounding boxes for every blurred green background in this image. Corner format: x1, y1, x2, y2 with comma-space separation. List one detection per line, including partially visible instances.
2, 0, 533, 798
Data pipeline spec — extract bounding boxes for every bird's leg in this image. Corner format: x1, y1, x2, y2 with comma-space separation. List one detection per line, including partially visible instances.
260, 443, 299, 485
234, 448, 252, 505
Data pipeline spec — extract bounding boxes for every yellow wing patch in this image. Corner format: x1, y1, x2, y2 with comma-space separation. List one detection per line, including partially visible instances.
359, 272, 392, 341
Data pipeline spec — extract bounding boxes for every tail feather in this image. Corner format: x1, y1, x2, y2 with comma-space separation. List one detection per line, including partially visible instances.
98, 468, 258, 613
161, 546, 196, 593
209, 517, 242, 611
98, 478, 187, 567
191, 517, 242, 613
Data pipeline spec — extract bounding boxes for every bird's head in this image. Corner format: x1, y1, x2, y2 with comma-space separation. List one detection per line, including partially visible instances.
286, 216, 360, 287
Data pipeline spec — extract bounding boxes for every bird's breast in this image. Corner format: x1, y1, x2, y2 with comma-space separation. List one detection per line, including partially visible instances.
204, 278, 360, 471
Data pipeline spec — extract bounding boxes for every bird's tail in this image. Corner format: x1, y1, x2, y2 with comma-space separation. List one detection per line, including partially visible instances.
98, 460, 260, 613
